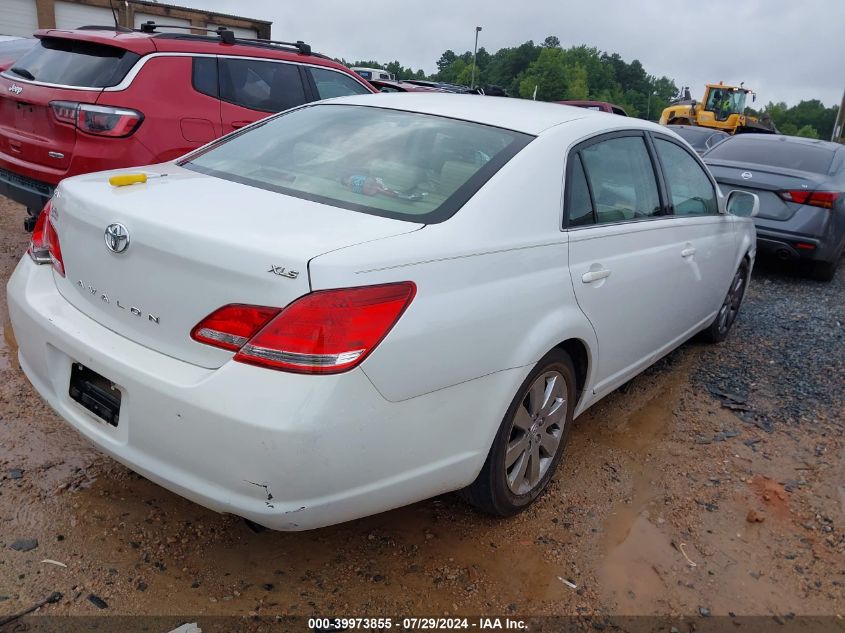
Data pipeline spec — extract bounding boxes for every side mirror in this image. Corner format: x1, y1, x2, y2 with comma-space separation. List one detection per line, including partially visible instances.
726, 190, 759, 218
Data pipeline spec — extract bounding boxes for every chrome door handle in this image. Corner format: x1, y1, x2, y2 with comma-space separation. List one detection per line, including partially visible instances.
581, 268, 611, 283
681, 247, 697, 258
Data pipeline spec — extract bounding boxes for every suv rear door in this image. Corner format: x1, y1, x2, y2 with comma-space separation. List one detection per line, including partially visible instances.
217, 57, 311, 133
0, 34, 148, 185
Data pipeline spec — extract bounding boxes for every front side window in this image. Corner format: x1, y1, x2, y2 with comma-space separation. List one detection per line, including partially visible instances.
655, 139, 718, 216
181, 104, 532, 223
579, 136, 662, 224
309, 67, 372, 99
219, 58, 307, 112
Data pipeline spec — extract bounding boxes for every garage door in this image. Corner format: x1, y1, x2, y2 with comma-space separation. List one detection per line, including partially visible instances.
134, 12, 191, 32
55, 1, 113, 30
2, 0, 38, 37
206, 23, 258, 39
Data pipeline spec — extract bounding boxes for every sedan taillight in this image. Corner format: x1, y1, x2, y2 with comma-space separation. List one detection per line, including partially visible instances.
50, 101, 143, 137
191, 282, 416, 374
28, 199, 65, 277
779, 190, 840, 210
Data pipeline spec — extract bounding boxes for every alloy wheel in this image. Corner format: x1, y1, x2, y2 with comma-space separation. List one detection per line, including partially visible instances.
717, 268, 746, 334
505, 370, 567, 495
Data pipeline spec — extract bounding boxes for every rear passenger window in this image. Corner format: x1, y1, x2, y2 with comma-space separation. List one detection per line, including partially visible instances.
192, 57, 217, 98
566, 154, 594, 227
580, 136, 662, 224
655, 139, 718, 216
308, 67, 372, 99
219, 59, 307, 112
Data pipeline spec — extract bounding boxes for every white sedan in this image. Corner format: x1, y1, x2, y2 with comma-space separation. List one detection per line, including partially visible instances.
7, 94, 758, 530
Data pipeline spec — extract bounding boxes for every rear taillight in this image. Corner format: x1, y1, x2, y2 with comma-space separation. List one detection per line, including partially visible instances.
779, 190, 841, 209
50, 101, 143, 137
191, 282, 416, 374
27, 199, 65, 277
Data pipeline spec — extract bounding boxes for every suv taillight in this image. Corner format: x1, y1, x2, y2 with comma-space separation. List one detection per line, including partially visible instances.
50, 101, 143, 137
779, 190, 841, 210
191, 282, 416, 374
28, 200, 65, 277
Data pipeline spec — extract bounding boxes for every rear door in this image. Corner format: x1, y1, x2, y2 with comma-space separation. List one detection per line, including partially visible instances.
565, 131, 685, 397
217, 57, 310, 133
0, 35, 145, 178
652, 134, 736, 326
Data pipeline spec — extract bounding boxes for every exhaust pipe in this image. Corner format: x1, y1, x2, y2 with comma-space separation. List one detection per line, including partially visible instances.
775, 248, 793, 261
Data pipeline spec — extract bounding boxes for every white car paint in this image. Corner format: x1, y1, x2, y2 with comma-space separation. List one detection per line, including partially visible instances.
7, 94, 756, 530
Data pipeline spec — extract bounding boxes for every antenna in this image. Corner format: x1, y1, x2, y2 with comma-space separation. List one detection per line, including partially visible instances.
108, 0, 120, 31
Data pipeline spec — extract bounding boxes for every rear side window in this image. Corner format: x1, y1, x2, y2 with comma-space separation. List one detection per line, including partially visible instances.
308, 67, 372, 99
579, 136, 662, 224
192, 57, 217, 98
566, 154, 594, 227
182, 104, 532, 223
219, 58, 307, 113
654, 139, 718, 216
706, 137, 835, 175
7, 37, 140, 87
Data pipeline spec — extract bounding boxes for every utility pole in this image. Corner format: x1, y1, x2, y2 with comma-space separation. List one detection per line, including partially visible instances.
471, 26, 482, 90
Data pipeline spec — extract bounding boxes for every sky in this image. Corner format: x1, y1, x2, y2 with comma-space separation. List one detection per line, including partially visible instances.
173, 0, 844, 107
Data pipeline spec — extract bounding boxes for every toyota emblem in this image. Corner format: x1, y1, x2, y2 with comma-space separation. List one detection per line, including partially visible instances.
104, 223, 130, 253
741, 171, 753, 180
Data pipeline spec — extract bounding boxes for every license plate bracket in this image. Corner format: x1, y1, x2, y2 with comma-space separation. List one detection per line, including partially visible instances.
69, 363, 121, 427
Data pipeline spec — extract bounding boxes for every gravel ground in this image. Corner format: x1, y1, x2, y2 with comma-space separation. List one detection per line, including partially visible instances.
0, 195, 843, 625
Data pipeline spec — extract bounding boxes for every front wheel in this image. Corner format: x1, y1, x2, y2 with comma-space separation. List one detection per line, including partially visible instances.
463, 349, 576, 516
701, 260, 749, 343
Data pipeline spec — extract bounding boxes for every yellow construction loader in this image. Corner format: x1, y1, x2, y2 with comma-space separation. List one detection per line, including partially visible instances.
659, 82, 777, 134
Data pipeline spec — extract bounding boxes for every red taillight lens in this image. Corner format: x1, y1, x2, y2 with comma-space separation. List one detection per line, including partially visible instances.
192, 282, 416, 374
780, 190, 841, 209
191, 304, 280, 351
27, 199, 64, 276
50, 101, 143, 137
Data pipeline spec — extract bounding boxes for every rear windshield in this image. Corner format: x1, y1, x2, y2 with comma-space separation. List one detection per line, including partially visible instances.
6, 37, 140, 88
181, 104, 532, 223
705, 137, 835, 175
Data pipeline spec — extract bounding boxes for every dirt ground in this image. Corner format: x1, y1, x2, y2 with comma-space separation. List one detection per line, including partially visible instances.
0, 195, 843, 624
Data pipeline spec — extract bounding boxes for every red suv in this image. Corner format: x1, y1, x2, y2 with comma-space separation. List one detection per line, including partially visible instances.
0, 25, 376, 228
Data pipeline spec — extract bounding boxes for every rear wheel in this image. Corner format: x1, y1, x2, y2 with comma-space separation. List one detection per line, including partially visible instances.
811, 256, 839, 282
463, 349, 576, 516
702, 260, 749, 343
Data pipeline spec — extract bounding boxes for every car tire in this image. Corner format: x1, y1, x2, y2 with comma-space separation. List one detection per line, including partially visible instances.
701, 259, 750, 344
463, 349, 576, 516
811, 258, 838, 282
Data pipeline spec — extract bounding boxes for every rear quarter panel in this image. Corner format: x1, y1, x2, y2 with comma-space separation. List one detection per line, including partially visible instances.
308, 127, 598, 405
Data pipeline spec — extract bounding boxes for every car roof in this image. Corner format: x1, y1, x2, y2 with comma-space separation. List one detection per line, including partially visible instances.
32, 28, 353, 73
325, 93, 643, 135
718, 133, 842, 152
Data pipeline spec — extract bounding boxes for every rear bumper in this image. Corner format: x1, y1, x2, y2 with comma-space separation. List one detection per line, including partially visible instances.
755, 227, 827, 262
0, 166, 53, 213
7, 257, 518, 530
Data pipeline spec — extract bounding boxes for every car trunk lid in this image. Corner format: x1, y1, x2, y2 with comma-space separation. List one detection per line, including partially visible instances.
706, 159, 829, 221
50, 165, 423, 369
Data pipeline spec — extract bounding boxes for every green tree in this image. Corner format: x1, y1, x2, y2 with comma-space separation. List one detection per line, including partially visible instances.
796, 124, 820, 139
517, 47, 568, 100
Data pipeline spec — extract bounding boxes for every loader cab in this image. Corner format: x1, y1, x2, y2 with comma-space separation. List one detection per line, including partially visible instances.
703, 85, 748, 122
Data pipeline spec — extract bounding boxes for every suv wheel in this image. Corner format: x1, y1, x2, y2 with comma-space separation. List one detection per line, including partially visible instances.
463, 349, 576, 516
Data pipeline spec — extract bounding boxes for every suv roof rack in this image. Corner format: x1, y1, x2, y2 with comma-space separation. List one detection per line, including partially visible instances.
76, 24, 134, 33
139, 21, 316, 56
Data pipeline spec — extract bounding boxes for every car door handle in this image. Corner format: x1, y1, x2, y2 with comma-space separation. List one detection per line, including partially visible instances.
681, 247, 697, 258
581, 268, 611, 283
231, 120, 252, 129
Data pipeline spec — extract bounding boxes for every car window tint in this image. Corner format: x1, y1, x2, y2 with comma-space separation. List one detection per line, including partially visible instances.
706, 137, 836, 174
567, 154, 594, 227
309, 67, 372, 99
655, 139, 718, 216
192, 57, 217, 98
580, 136, 661, 224
8, 37, 139, 87
182, 104, 531, 223
219, 59, 307, 113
